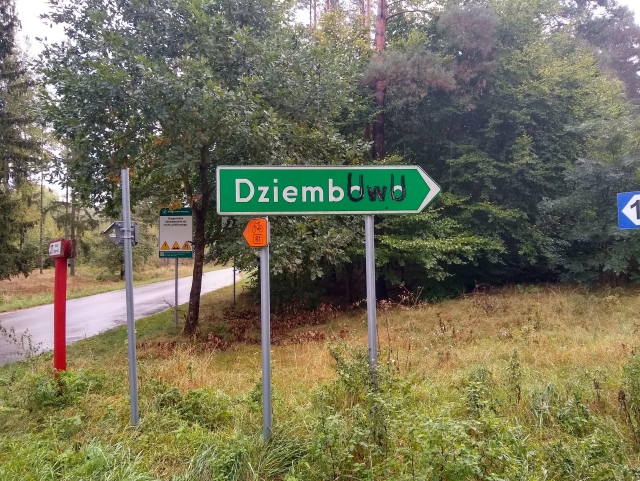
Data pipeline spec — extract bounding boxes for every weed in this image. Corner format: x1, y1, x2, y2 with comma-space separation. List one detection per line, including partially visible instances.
623, 353, 640, 428
0, 323, 41, 360
544, 430, 636, 480
175, 388, 234, 430
554, 396, 592, 436
465, 366, 493, 419
52, 414, 83, 440
506, 349, 522, 405
530, 384, 559, 429
18, 370, 104, 411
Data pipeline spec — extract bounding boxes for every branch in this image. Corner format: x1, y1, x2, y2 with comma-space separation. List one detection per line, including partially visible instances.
387, 9, 437, 20
182, 170, 193, 205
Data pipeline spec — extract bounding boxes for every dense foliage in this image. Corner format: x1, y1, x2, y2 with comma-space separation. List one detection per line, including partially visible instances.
37, 0, 640, 310
0, 0, 40, 279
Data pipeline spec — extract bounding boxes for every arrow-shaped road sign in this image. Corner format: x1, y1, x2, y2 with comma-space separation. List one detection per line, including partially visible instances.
243, 218, 269, 247
618, 191, 640, 229
217, 166, 441, 215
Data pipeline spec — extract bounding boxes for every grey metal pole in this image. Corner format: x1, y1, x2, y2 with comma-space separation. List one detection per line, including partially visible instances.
121, 168, 139, 426
365, 215, 377, 369
174, 258, 179, 328
233, 260, 236, 307
260, 243, 272, 439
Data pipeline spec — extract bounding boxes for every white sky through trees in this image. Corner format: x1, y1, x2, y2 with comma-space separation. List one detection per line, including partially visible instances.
15, 0, 640, 57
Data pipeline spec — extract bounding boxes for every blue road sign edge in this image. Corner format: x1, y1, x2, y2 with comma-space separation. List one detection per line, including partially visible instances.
618, 191, 640, 229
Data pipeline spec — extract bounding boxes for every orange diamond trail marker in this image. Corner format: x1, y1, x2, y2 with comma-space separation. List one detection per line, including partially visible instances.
182, 241, 191, 250
160, 241, 170, 250
172, 241, 180, 250
243, 218, 269, 248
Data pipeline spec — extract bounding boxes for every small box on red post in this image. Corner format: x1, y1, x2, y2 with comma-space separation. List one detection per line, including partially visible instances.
48, 239, 77, 259
48, 239, 65, 258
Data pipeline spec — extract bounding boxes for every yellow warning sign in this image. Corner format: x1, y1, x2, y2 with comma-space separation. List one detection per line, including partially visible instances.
182, 241, 191, 250
160, 241, 170, 250
172, 241, 180, 250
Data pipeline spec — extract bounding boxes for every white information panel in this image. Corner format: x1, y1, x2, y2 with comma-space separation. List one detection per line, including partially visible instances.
159, 208, 193, 259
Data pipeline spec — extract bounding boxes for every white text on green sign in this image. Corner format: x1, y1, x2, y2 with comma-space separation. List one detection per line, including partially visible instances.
216, 166, 440, 215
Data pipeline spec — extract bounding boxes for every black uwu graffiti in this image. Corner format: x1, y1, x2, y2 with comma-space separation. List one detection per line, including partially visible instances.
347, 173, 406, 202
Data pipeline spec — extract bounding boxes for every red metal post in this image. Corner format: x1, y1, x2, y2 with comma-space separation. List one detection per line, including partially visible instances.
53, 251, 68, 373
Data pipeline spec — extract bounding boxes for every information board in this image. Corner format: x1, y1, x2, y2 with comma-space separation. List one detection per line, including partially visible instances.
159, 208, 193, 258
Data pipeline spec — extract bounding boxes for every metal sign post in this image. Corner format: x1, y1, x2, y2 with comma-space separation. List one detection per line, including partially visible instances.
121, 168, 139, 426
364, 215, 377, 368
175, 258, 179, 327
240, 217, 272, 439
218, 166, 441, 439
260, 233, 272, 439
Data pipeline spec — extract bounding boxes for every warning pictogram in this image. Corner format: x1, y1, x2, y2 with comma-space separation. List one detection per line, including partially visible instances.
172, 242, 180, 250
161, 241, 170, 250
243, 218, 269, 248
182, 241, 191, 250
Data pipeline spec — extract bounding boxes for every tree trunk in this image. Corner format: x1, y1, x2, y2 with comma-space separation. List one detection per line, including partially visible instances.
184, 205, 206, 335
183, 145, 212, 336
70, 192, 76, 276
376, 275, 388, 300
373, 0, 388, 160
65, 185, 69, 238
345, 262, 353, 305
39, 172, 43, 274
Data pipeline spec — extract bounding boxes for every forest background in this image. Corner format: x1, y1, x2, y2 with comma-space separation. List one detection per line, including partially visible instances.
2, 0, 640, 334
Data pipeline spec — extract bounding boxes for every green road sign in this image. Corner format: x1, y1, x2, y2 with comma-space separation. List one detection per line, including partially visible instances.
216, 166, 441, 215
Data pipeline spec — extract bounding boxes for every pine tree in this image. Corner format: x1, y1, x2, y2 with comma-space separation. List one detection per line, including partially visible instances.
0, 0, 39, 278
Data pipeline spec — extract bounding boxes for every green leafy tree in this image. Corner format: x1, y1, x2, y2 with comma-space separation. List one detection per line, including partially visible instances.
375, 0, 632, 289
539, 157, 640, 284
41, 0, 366, 333
539, 115, 640, 284
208, 12, 373, 306
89, 221, 157, 279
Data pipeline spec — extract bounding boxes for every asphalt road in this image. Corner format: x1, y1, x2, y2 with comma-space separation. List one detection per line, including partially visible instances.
0, 268, 239, 365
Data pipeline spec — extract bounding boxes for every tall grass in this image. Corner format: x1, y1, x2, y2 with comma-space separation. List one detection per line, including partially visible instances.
0, 284, 639, 479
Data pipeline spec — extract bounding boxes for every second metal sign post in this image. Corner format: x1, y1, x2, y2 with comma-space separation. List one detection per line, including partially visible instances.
218, 165, 441, 440
240, 217, 272, 438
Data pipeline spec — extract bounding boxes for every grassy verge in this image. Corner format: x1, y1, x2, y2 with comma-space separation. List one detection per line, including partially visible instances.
0, 284, 639, 480
0, 262, 229, 313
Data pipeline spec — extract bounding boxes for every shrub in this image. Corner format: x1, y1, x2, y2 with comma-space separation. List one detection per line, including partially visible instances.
19, 370, 104, 410
176, 388, 234, 430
